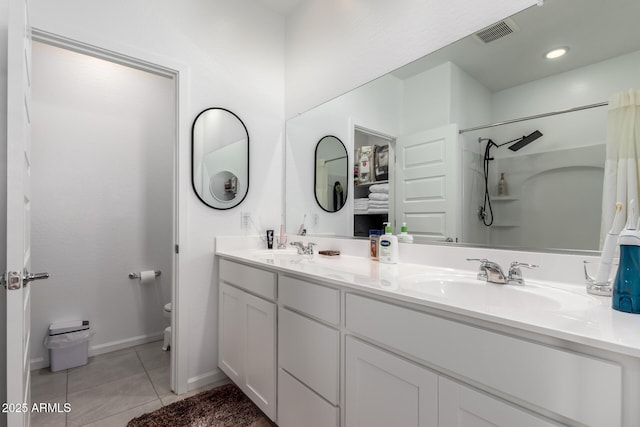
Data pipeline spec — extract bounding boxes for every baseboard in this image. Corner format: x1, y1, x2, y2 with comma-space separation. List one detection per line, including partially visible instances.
30, 331, 164, 371
89, 332, 164, 357
30, 357, 47, 371
187, 368, 229, 392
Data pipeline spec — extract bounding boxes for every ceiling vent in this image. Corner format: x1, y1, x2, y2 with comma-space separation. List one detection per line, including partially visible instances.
474, 18, 520, 43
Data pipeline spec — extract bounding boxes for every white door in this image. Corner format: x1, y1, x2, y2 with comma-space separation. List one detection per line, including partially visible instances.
395, 124, 460, 242
5, 0, 45, 425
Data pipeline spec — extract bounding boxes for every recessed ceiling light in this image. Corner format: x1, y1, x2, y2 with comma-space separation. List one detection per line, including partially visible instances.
545, 47, 568, 59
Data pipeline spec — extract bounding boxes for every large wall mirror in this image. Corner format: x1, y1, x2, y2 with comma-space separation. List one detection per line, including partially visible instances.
315, 136, 348, 212
285, 0, 640, 253
192, 108, 249, 209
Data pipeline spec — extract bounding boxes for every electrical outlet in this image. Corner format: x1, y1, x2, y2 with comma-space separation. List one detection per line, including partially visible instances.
313, 214, 319, 226
241, 212, 251, 230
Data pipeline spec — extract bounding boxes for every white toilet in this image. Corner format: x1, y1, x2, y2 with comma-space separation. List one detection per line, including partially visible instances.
163, 302, 172, 351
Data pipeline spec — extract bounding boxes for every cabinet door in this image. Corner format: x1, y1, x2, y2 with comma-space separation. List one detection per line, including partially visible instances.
439, 377, 560, 427
244, 291, 277, 419
345, 337, 437, 427
218, 282, 276, 421
218, 283, 244, 383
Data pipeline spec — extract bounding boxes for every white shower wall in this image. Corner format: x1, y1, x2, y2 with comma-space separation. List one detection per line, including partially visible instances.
30, 42, 175, 367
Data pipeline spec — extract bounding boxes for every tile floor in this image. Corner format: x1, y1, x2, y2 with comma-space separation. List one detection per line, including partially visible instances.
31, 340, 227, 427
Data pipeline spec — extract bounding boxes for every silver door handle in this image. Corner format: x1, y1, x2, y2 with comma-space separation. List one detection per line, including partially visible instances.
23, 271, 50, 284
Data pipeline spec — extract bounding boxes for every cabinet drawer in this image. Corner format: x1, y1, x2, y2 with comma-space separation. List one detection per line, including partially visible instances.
346, 293, 622, 427
219, 258, 276, 300
279, 275, 340, 324
279, 308, 340, 404
278, 368, 339, 427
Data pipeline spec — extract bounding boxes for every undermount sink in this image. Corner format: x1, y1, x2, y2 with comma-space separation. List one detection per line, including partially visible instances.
399, 274, 598, 312
251, 248, 308, 264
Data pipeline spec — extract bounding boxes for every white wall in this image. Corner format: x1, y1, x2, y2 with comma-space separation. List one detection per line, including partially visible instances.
402, 62, 452, 134
286, 74, 402, 237
30, 42, 174, 366
30, 0, 285, 390
0, 2, 8, 425
285, 0, 538, 118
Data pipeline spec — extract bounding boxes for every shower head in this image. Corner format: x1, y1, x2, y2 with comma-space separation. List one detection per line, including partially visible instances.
508, 130, 543, 152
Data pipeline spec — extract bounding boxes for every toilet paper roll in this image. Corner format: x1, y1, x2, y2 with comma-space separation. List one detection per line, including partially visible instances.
139, 270, 156, 285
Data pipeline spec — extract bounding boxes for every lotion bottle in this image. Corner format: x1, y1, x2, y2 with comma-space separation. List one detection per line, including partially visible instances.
379, 222, 399, 264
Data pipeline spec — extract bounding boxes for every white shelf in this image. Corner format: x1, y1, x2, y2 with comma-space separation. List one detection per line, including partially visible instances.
354, 212, 388, 216
491, 196, 519, 202
355, 180, 388, 187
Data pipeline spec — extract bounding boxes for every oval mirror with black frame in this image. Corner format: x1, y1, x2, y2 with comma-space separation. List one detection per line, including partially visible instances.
315, 135, 348, 212
191, 107, 249, 210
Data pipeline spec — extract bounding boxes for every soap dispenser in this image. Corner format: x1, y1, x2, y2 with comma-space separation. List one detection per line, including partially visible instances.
397, 222, 414, 243
612, 209, 640, 313
379, 222, 399, 264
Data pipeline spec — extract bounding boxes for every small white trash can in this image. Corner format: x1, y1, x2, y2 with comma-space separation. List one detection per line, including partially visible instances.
45, 321, 90, 372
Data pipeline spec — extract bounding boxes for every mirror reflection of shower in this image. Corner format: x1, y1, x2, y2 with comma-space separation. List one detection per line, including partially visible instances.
478, 131, 543, 226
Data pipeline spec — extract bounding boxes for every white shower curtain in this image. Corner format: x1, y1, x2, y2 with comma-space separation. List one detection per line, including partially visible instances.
601, 89, 640, 245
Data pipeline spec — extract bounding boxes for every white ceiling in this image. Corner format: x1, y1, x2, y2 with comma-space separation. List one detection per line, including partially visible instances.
391, 0, 640, 92
254, 0, 305, 16
255, 0, 640, 93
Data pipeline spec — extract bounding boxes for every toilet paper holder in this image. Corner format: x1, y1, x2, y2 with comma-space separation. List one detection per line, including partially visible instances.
129, 270, 161, 279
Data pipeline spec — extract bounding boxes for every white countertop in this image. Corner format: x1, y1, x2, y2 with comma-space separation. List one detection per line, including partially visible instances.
215, 238, 640, 358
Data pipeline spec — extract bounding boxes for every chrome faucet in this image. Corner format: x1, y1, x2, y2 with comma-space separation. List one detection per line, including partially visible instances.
290, 241, 317, 255
467, 259, 538, 285
506, 261, 538, 285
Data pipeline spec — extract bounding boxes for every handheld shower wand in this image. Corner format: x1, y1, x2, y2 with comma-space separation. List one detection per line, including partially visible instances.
477, 130, 543, 227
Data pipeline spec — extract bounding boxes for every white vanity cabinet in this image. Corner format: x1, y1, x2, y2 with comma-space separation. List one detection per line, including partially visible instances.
217, 255, 636, 427
277, 275, 341, 427
218, 260, 277, 420
346, 293, 623, 427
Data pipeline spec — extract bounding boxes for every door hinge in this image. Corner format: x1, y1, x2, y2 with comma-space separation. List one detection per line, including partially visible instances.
175, 244, 179, 254
3, 271, 22, 290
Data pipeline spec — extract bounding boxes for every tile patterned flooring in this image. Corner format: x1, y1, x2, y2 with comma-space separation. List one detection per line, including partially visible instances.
31, 340, 226, 427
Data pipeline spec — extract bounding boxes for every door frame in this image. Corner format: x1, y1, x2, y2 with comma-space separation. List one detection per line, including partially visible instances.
30, 28, 190, 394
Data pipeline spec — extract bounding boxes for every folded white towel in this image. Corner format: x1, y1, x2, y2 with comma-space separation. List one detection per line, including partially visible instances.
368, 201, 389, 207
367, 208, 388, 214
369, 183, 389, 194
369, 193, 389, 201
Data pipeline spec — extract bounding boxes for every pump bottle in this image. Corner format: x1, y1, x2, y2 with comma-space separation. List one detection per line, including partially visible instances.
379, 222, 399, 264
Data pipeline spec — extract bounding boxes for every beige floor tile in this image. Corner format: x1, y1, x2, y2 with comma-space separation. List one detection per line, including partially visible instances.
30, 398, 69, 427
146, 366, 172, 399
31, 411, 67, 427
135, 343, 170, 372
31, 368, 67, 402
67, 372, 157, 427
80, 400, 162, 427
67, 351, 144, 394
133, 340, 164, 353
